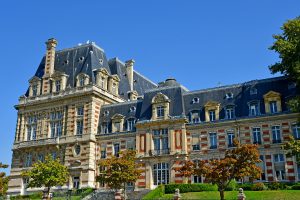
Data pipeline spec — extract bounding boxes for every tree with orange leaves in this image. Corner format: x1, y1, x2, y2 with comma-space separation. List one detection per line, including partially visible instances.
176, 140, 262, 200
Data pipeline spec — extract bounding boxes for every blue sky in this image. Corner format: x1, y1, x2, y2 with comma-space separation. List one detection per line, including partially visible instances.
0, 0, 299, 174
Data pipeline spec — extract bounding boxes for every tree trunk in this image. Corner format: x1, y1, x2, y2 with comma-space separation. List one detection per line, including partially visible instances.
123, 183, 126, 200
47, 187, 51, 200
219, 189, 225, 200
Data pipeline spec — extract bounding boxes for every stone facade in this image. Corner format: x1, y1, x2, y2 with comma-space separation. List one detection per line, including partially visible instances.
7, 39, 300, 195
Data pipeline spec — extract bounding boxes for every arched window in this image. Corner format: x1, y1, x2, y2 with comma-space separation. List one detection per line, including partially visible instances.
153, 163, 169, 185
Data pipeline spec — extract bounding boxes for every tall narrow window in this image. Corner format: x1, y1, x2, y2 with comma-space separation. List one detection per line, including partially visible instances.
50, 111, 63, 138
209, 133, 217, 149
55, 80, 61, 92
38, 153, 44, 162
112, 83, 117, 94
274, 154, 285, 180
126, 140, 135, 150
100, 77, 105, 88
152, 129, 169, 155
225, 107, 234, 119
192, 135, 200, 151
274, 154, 284, 162
32, 84, 37, 96
27, 116, 37, 141
258, 155, 266, 181
292, 124, 300, 139
100, 144, 106, 159
102, 122, 109, 134
77, 107, 84, 116
127, 118, 136, 132
249, 103, 259, 116
272, 125, 281, 143
79, 77, 85, 87
114, 143, 120, 157
209, 110, 215, 121
190, 111, 200, 123
76, 120, 83, 135
114, 122, 121, 132
269, 101, 278, 113
24, 153, 32, 167
153, 163, 169, 185
157, 106, 165, 118
227, 132, 235, 147
252, 127, 262, 144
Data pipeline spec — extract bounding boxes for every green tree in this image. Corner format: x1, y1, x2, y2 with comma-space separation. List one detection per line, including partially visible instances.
21, 156, 69, 199
283, 136, 300, 164
269, 16, 300, 113
96, 150, 142, 199
176, 141, 261, 200
0, 162, 9, 197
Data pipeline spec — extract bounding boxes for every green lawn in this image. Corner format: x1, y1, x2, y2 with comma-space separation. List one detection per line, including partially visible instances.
161, 190, 300, 200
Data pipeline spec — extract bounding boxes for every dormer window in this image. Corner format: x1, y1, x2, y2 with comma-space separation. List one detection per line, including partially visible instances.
100, 77, 105, 88
101, 122, 109, 134
190, 110, 200, 123
32, 84, 37, 97
130, 106, 136, 113
157, 106, 165, 118
77, 73, 89, 87
192, 97, 200, 104
55, 80, 61, 92
104, 110, 109, 116
249, 102, 259, 116
209, 110, 216, 121
111, 114, 125, 133
250, 87, 257, 95
127, 118, 136, 132
225, 93, 233, 99
111, 83, 117, 94
79, 77, 85, 87
270, 101, 278, 113
225, 106, 235, 119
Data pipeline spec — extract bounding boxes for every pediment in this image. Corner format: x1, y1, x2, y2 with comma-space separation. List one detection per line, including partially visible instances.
110, 74, 120, 82
263, 91, 281, 99
111, 113, 125, 120
28, 76, 41, 83
204, 101, 220, 107
52, 71, 68, 79
152, 92, 170, 104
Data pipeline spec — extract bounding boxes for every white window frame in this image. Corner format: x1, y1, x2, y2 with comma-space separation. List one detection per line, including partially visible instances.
272, 125, 281, 143
153, 163, 170, 185
209, 132, 217, 149
252, 127, 262, 144
209, 110, 215, 121
157, 106, 165, 118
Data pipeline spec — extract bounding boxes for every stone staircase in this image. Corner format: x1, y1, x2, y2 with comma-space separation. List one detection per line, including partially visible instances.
83, 189, 151, 200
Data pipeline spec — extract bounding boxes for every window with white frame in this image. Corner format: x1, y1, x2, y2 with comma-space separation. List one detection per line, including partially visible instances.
112, 83, 117, 94
252, 127, 262, 144
76, 106, 84, 135
51, 151, 57, 160
100, 144, 106, 159
227, 132, 235, 147
209, 133, 217, 149
249, 102, 259, 116
190, 111, 200, 123
127, 118, 136, 132
79, 76, 85, 87
32, 84, 38, 96
258, 155, 266, 181
101, 122, 109, 134
225, 106, 235, 119
77, 106, 84, 117
192, 160, 202, 183
50, 111, 63, 138
209, 110, 215, 121
114, 122, 121, 132
274, 154, 284, 162
157, 106, 165, 118
153, 129, 169, 155
153, 163, 169, 185
269, 101, 278, 113
100, 76, 105, 88
126, 140, 135, 150
27, 116, 37, 141
38, 153, 44, 162
192, 134, 200, 151
272, 125, 281, 143
292, 124, 300, 139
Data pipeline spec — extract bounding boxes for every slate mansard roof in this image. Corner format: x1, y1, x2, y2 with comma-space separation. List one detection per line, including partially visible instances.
28, 42, 157, 99
99, 76, 298, 130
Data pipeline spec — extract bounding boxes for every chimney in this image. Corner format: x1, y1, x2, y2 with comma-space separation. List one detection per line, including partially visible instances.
42, 38, 57, 94
125, 59, 135, 91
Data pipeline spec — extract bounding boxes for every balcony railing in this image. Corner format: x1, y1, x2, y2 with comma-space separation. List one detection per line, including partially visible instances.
149, 149, 170, 156
13, 138, 60, 149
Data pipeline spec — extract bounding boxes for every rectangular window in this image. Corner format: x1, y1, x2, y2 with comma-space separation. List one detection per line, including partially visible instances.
192, 135, 200, 151
272, 126, 281, 143
38, 153, 44, 162
77, 106, 84, 117
112, 83, 117, 94
225, 107, 234, 119
157, 106, 165, 118
102, 122, 109, 134
76, 120, 83, 135
52, 151, 57, 160
50, 111, 63, 138
152, 129, 169, 155
114, 122, 121, 132
209, 110, 215, 121
127, 119, 135, 132
25, 153, 32, 167
209, 133, 217, 149
126, 140, 135, 150
227, 132, 235, 147
32, 84, 37, 96
27, 116, 37, 141
270, 101, 278, 113
249, 103, 259, 116
274, 154, 284, 162
79, 77, 85, 87
114, 143, 120, 157
252, 127, 262, 144
258, 155, 266, 181
100, 77, 105, 88
292, 124, 300, 139
276, 170, 286, 180
55, 80, 61, 92
100, 145, 106, 159
190, 112, 200, 123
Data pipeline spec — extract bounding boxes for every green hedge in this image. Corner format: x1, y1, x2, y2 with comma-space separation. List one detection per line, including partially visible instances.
165, 183, 217, 194
10, 192, 42, 200
291, 184, 300, 190
142, 185, 165, 200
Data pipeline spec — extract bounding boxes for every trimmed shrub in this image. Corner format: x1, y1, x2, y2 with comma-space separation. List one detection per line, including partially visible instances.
225, 180, 237, 191
238, 183, 253, 191
267, 182, 281, 190
252, 182, 267, 191
164, 183, 217, 194
142, 185, 164, 200
80, 187, 94, 198
291, 184, 300, 190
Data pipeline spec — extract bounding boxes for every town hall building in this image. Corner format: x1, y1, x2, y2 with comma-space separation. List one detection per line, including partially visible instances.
7, 38, 300, 195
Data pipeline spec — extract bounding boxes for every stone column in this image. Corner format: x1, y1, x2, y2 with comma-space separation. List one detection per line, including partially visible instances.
181, 128, 187, 154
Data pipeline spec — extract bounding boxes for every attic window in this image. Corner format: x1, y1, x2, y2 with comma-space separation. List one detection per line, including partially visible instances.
104, 110, 109, 116
192, 97, 200, 104
130, 106, 136, 112
78, 56, 85, 62
288, 82, 296, 90
64, 60, 69, 65
99, 59, 103, 64
250, 88, 257, 95
226, 93, 233, 99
